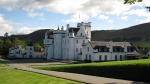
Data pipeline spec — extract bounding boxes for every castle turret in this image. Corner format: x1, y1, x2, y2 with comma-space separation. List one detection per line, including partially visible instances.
26, 41, 34, 58
53, 29, 65, 59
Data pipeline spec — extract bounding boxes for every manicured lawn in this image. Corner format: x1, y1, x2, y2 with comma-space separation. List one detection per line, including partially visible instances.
35, 59, 150, 82
0, 68, 82, 84
0, 61, 6, 67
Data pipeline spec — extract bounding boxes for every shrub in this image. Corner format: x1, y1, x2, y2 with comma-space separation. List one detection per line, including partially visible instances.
84, 60, 92, 63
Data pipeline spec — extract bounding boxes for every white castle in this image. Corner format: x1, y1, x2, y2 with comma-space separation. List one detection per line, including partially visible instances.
44, 22, 138, 61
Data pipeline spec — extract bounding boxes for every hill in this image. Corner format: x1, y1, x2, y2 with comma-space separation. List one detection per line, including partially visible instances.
0, 22, 150, 47
9, 29, 49, 43
91, 22, 150, 47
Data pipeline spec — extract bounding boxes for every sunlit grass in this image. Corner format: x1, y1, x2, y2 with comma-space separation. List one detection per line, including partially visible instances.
0, 68, 82, 84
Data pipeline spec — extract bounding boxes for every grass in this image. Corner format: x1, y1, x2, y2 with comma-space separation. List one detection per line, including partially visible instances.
35, 59, 150, 82
0, 68, 82, 84
0, 61, 6, 67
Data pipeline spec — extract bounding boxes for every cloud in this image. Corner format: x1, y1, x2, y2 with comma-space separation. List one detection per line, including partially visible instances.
0, 13, 49, 36
120, 16, 128, 21
0, 14, 13, 36
28, 12, 44, 17
107, 20, 114, 23
0, 0, 134, 20
98, 14, 109, 20
123, 8, 150, 23
12, 27, 48, 35
63, 13, 89, 22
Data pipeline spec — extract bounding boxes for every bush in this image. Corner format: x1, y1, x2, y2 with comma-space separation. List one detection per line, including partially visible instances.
36, 59, 150, 82
141, 56, 149, 59
84, 60, 92, 63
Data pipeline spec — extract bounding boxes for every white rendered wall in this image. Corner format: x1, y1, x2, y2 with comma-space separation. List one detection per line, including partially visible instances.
26, 46, 34, 58
47, 39, 54, 60
53, 30, 65, 59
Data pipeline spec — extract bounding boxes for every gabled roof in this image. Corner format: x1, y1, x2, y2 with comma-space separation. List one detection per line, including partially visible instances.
68, 28, 80, 35
138, 50, 149, 55
89, 41, 132, 48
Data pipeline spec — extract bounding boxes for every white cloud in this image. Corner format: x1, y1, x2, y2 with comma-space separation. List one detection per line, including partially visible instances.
12, 27, 48, 35
123, 8, 150, 23
107, 20, 114, 23
139, 17, 150, 23
98, 14, 109, 20
0, 0, 135, 21
63, 13, 89, 22
28, 12, 43, 17
0, 14, 13, 36
0, 13, 49, 36
120, 16, 128, 21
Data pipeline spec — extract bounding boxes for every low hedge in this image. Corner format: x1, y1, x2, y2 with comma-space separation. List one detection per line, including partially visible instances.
36, 59, 150, 82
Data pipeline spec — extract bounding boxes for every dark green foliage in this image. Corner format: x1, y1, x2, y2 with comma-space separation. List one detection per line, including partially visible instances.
124, 0, 142, 4
36, 59, 150, 82
10, 29, 49, 43
84, 60, 92, 63
91, 22, 150, 48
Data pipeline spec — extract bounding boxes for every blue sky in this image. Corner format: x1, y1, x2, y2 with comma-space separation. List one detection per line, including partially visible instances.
0, 0, 150, 36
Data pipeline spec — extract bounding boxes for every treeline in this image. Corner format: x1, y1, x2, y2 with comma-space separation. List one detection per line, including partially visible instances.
0, 33, 43, 58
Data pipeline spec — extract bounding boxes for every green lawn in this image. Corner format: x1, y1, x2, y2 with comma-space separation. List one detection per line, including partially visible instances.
0, 61, 6, 67
35, 59, 150, 82
0, 68, 82, 84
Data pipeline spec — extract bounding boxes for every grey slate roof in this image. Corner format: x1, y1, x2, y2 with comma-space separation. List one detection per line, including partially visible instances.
138, 50, 149, 55
90, 41, 132, 48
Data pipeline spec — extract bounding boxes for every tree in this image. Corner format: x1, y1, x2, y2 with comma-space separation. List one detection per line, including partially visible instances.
4, 32, 9, 37
124, 0, 142, 4
0, 39, 3, 55
2, 38, 12, 57
34, 43, 42, 52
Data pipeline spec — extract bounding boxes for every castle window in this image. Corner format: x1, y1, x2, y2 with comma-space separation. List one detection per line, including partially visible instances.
105, 55, 107, 61
83, 40, 85, 43
81, 33, 82, 36
87, 47, 89, 51
120, 55, 122, 60
85, 27, 86, 29
89, 55, 91, 60
76, 40, 78, 43
86, 55, 87, 60
115, 55, 117, 60
99, 55, 102, 61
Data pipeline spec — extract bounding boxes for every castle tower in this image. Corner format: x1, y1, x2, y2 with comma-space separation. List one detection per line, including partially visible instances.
26, 41, 34, 58
77, 22, 91, 41
44, 30, 54, 60
53, 29, 65, 59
